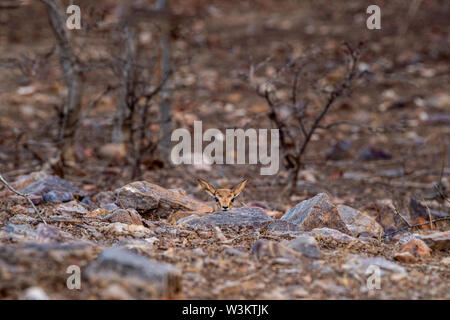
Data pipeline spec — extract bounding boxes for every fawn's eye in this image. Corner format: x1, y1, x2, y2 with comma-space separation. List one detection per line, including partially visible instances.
231, 198, 235, 203
215, 197, 219, 202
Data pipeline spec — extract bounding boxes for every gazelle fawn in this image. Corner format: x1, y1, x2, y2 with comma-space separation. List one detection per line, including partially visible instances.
167, 178, 249, 224
198, 178, 248, 211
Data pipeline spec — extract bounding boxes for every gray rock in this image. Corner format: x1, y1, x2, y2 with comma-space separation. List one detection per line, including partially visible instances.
56, 200, 88, 216
21, 175, 79, 196
184, 207, 272, 230
309, 260, 325, 271
312, 280, 348, 295
77, 224, 103, 240
251, 239, 302, 261
86, 248, 181, 299
286, 285, 309, 298
114, 181, 211, 218
0, 224, 37, 242
281, 193, 351, 234
286, 235, 322, 258
102, 203, 119, 211
192, 248, 206, 257
418, 231, 450, 251
154, 227, 169, 235
36, 223, 74, 243
320, 267, 333, 276
42, 190, 74, 203
0, 242, 97, 261
337, 205, 383, 237
94, 191, 116, 207
80, 196, 94, 207
441, 257, 450, 266
223, 247, 248, 257
100, 222, 154, 238
100, 284, 133, 300
0, 242, 98, 293
102, 208, 143, 225
342, 254, 407, 277
114, 238, 159, 251
183, 273, 204, 283
311, 227, 357, 244
0, 171, 47, 198
8, 214, 37, 225
267, 220, 302, 232
22, 287, 50, 300
42, 190, 60, 203
394, 232, 420, 244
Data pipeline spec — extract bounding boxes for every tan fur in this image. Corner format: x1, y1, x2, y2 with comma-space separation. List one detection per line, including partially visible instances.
198, 178, 248, 211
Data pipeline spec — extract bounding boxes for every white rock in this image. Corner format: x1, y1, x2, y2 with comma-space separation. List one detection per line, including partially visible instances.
23, 287, 50, 300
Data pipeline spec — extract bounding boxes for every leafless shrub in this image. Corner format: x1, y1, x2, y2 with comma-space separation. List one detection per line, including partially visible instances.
110, 2, 173, 178
245, 42, 365, 192
40, 0, 84, 170
2, 1, 175, 178
0, 47, 54, 83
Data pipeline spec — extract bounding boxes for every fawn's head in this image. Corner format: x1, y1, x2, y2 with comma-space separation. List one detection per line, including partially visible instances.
198, 178, 248, 211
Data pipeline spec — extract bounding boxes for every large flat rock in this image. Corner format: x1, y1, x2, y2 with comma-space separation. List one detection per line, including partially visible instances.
21, 175, 80, 197
311, 227, 356, 244
184, 207, 272, 230
2, 174, 82, 205
0, 171, 48, 198
418, 231, 450, 251
251, 239, 303, 262
281, 193, 351, 235
285, 235, 323, 259
86, 248, 182, 299
0, 242, 100, 298
0, 224, 37, 243
115, 181, 211, 218
342, 254, 407, 277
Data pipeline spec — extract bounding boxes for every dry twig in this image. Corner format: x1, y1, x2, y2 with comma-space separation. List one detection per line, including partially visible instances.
383, 216, 450, 239
0, 173, 46, 224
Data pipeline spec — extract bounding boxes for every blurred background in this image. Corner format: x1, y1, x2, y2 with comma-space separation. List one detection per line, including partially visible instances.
0, 0, 449, 213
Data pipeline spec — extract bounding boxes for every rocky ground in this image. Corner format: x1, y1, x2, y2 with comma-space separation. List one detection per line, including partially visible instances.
0, 171, 448, 299
0, 0, 449, 300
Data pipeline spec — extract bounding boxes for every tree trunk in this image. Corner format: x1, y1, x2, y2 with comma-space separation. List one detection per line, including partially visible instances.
156, 0, 173, 160
42, 0, 83, 166
112, 25, 136, 144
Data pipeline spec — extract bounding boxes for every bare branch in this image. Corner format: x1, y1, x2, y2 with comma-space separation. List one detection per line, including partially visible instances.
383, 216, 450, 239
248, 42, 363, 192
0, 174, 46, 224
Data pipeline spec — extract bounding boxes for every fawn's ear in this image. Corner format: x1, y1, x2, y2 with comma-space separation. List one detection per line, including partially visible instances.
198, 178, 216, 197
232, 179, 248, 197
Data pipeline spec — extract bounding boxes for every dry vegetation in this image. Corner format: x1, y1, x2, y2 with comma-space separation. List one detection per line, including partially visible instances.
0, 0, 449, 300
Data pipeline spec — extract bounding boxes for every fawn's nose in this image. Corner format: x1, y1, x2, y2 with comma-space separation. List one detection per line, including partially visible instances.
222, 206, 228, 210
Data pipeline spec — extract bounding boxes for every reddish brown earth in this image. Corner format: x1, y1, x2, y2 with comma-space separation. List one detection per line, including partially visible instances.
0, 0, 449, 299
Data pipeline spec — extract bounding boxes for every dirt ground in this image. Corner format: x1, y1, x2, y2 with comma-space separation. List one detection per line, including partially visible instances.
0, 0, 449, 299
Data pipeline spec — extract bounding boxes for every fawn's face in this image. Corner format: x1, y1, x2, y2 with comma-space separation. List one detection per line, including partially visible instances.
198, 178, 248, 211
